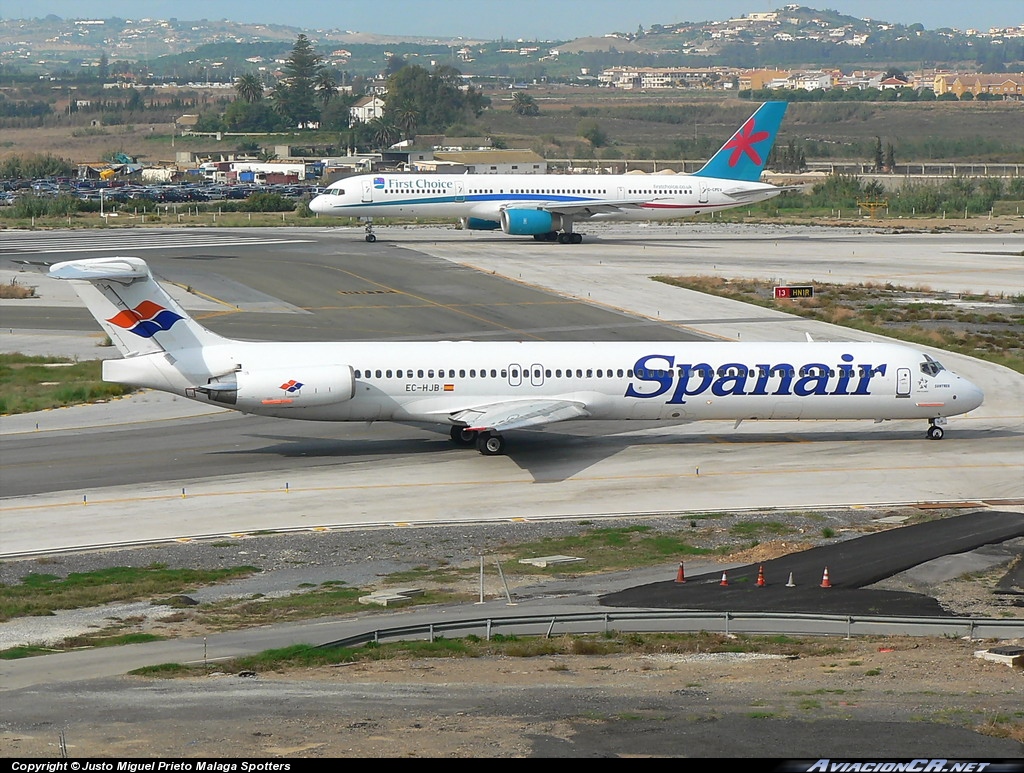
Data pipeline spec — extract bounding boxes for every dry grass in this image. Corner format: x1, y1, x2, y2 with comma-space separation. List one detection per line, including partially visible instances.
0, 279, 36, 299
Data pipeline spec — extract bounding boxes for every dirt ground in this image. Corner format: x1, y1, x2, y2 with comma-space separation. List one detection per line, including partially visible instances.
2, 532, 1022, 759
2, 636, 1021, 758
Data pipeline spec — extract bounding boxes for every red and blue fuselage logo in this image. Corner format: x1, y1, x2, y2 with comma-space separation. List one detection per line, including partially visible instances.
106, 301, 183, 338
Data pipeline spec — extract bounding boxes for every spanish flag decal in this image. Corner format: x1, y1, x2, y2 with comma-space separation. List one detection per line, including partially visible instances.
444, 384, 455, 392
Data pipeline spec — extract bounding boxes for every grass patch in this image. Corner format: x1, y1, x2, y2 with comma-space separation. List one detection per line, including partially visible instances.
0, 353, 132, 415
729, 521, 795, 539
0, 278, 37, 299
652, 276, 1024, 374
0, 564, 259, 622
193, 584, 470, 631
145, 631, 854, 677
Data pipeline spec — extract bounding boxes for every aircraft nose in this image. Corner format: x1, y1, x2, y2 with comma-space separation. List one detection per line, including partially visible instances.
957, 378, 985, 412
309, 195, 329, 214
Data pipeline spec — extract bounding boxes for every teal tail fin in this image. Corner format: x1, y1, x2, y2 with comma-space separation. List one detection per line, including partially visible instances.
693, 101, 787, 182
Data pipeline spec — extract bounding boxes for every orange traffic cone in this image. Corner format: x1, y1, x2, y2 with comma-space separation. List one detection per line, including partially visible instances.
675, 561, 686, 584
756, 565, 766, 587
820, 566, 832, 588
720, 572, 729, 586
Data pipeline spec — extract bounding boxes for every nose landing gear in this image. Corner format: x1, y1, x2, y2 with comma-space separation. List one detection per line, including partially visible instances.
927, 417, 947, 440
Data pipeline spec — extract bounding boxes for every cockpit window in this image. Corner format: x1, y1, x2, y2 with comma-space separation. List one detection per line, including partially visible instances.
330, 188, 345, 196
920, 354, 945, 377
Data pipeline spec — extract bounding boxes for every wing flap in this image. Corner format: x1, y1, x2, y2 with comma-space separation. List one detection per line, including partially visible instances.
537, 197, 658, 216
451, 399, 590, 432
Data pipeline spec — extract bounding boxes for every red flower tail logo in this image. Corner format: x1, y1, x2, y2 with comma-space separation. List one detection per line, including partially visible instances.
723, 118, 770, 167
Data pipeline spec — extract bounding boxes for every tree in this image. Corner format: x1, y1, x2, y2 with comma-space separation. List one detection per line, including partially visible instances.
234, 73, 264, 104
394, 107, 419, 140
273, 34, 325, 128
368, 117, 400, 149
316, 70, 339, 107
384, 63, 488, 134
577, 119, 607, 147
511, 91, 539, 116
884, 143, 896, 173
872, 136, 884, 172
384, 55, 407, 77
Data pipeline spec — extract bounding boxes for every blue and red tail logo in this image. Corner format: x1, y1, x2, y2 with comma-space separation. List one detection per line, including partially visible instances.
106, 301, 183, 338
279, 380, 304, 393
694, 101, 787, 182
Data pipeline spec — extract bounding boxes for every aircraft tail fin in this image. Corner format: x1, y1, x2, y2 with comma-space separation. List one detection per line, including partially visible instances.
49, 257, 228, 358
693, 101, 787, 182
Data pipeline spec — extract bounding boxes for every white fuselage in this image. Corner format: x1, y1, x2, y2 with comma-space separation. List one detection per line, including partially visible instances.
106, 339, 983, 426
308, 172, 782, 224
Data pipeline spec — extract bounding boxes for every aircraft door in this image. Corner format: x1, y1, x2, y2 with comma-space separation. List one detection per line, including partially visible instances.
698, 180, 709, 204
530, 363, 545, 387
361, 179, 374, 202
455, 181, 465, 202
896, 367, 912, 398
508, 364, 523, 387
617, 186, 625, 200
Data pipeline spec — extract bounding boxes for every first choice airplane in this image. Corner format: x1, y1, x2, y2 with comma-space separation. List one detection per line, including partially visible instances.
309, 101, 792, 243
50, 256, 984, 456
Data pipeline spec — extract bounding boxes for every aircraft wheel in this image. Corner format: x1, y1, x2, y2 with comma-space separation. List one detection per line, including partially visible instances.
557, 233, 570, 244
571, 233, 583, 244
365, 233, 376, 243
476, 432, 506, 456
545, 231, 559, 241
927, 425, 944, 440
450, 426, 477, 447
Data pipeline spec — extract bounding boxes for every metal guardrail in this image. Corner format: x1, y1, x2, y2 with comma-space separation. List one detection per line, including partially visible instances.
318, 610, 1024, 649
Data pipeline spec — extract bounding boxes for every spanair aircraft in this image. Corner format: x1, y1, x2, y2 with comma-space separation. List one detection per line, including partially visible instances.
310, 101, 793, 243
50, 256, 984, 456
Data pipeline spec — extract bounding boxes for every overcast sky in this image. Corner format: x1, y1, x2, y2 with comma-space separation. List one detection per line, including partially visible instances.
5, 1, 1022, 39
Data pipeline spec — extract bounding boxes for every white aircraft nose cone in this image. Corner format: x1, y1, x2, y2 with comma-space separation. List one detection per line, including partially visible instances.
958, 380, 985, 412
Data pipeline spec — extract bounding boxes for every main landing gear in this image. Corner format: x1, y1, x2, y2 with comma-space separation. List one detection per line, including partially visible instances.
532, 230, 583, 244
449, 425, 507, 455
927, 417, 947, 440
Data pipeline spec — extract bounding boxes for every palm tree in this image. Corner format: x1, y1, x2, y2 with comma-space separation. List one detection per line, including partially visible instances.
394, 108, 418, 141
511, 91, 539, 116
316, 71, 339, 106
234, 73, 264, 103
368, 117, 401, 149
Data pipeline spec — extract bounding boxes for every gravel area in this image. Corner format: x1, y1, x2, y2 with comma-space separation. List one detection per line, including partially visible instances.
2, 506, 1020, 650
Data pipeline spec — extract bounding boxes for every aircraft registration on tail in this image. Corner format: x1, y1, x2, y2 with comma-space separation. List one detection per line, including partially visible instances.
309, 102, 793, 243
50, 257, 983, 455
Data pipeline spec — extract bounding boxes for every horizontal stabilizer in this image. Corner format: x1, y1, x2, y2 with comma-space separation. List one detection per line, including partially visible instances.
49, 257, 151, 283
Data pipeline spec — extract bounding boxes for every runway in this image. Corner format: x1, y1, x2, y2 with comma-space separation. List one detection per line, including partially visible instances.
1, 224, 1022, 556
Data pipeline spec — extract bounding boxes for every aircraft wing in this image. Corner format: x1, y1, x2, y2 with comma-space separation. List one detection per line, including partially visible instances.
536, 197, 661, 217
450, 398, 590, 432
721, 184, 802, 201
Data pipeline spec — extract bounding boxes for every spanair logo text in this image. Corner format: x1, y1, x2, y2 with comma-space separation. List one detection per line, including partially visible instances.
106, 301, 183, 338
723, 117, 770, 168
279, 380, 304, 393
624, 353, 887, 404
